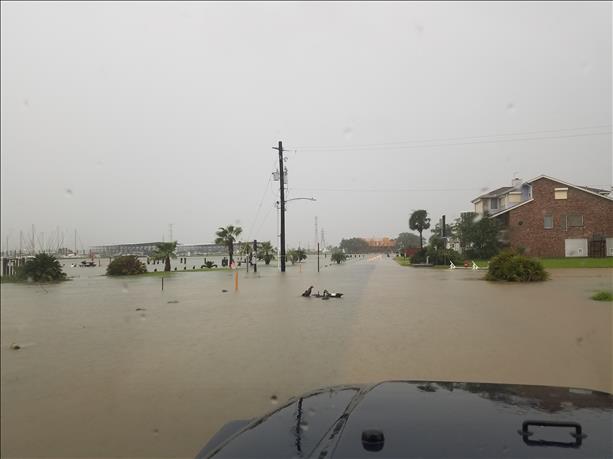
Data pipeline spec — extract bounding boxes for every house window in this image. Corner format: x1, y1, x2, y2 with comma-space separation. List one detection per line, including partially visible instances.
554, 187, 568, 200
490, 198, 498, 210
567, 215, 583, 227
544, 215, 553, 229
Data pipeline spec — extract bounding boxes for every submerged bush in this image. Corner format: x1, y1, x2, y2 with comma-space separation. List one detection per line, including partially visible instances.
591, 290, 612, 302
331, 251, 347, 264
486, 251, 548, 282
106, 256, 147, 276
16, 253, 67, 282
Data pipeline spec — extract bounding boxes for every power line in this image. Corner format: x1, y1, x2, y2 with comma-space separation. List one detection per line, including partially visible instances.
253, 201, 276, 240
291, 126, 612, 152
290, 186, 482, 193
245, 158, 277, 242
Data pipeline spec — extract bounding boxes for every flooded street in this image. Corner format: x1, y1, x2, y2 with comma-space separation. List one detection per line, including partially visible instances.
1, 257, 611, 458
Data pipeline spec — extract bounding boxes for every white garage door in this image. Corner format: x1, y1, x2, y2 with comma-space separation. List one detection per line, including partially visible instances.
565, 239, 588, 257
606, 238, 613, 257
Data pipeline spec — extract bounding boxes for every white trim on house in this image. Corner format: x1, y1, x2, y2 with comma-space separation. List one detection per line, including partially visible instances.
487, 199, 534, 218
527, 175, 613, 201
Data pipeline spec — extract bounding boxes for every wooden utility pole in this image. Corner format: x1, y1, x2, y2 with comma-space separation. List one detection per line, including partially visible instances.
273, 141, 286, 272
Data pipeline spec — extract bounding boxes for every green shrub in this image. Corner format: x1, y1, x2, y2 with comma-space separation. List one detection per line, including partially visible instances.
106, 256, 147, 276
591, 290, 612, 302
16, 253, 67, 282
331, 251, 347, 264
486, 250, 548, 282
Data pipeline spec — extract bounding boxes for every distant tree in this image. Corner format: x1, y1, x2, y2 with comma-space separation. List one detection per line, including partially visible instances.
409, 210, 431, 248
256, 241, 275, 265
151, 241, 177, 272
107, 256, 147, 276
215, 225, 243, 267
339, 237, 370, 253
287, 248, 307, 265
16, 253, 67, 282
394, 232, 421, 251
331, 251, 347, 264
453, 212, 501, 259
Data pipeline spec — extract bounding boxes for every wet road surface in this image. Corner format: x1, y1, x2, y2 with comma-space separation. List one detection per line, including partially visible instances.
1, 256, 611, 457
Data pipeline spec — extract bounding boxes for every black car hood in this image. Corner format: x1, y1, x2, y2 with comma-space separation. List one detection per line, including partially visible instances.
197, 381, 613, 458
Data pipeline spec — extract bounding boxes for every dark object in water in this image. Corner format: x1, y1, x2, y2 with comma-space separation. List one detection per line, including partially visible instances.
301, 286, 314, 297
10, 343, 21, 350
135, 307, 146, 311
167, 300, 179, 304
221, 289, 228, 293
314, 289, 343, 299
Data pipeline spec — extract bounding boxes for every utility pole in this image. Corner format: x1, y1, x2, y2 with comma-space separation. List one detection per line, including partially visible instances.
74, 229, 77, 255
273, 141, 286, 272
253, 239, 258, 273
314, 216, 318, 251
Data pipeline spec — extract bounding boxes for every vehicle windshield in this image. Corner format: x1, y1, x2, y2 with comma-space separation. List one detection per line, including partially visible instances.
1, 2, 611, 458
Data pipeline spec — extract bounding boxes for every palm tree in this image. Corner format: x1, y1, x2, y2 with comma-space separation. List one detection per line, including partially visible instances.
257, 241, 275, 265
17, 253, 67, 282
331, 250, 347, 264
409, 210, 431, 249
215, 225, 243, 267
151, 241, 177, 272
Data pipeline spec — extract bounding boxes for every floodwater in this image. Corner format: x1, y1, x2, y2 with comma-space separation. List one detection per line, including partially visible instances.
1, 256, 611, 458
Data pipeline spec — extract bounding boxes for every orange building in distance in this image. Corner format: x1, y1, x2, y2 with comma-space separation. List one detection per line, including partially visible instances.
364, 237, 396, 251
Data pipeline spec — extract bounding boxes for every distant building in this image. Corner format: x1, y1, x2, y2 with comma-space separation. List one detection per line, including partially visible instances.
471, 175, 613, 257
91, 242, 226, 257
364, 237, 396, 251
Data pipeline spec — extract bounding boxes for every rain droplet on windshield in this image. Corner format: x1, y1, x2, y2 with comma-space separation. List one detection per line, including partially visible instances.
299, 420, 309, 432
64, 188, 74, 197
343, 126, 353, 140
270, 395, 279, 405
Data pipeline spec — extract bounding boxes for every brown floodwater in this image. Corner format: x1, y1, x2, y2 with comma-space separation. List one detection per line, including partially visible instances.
1, 256, 611, 458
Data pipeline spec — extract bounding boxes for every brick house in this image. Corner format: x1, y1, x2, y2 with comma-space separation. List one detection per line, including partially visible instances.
473, 176, 613, 257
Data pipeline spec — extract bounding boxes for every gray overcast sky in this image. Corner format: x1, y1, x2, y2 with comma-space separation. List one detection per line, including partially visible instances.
1, 1, 611, 250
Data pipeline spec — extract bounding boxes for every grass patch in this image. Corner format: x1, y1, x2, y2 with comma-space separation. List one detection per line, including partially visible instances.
591, 290, 613, 302
0, 275, 22, 284
394, 256, 411, 267
459, 258, 610, 269
537, 257, 613, 269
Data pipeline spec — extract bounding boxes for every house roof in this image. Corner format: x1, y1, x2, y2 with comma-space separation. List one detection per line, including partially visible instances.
527, 175, 613, 201
488, 175, 613, 219
471, 186, 516, 203
488, 199, 534, 218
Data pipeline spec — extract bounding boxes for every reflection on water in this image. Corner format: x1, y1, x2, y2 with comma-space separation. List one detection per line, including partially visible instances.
1, 257, 611, 457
